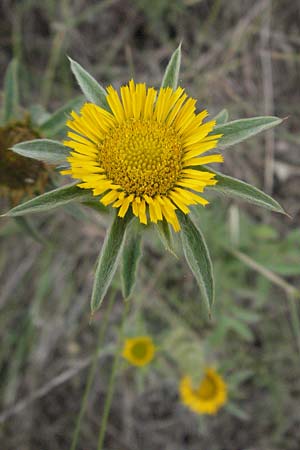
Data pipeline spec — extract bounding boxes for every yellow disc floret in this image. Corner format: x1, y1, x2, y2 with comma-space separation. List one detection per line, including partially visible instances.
99, 119, 182, 196
62, 80, 223, 231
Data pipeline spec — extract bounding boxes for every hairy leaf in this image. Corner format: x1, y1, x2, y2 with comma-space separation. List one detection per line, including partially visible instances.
12, 139, 70, 165
3, 59, 19, 122
40, 96, 84, 137
214, 108, 229, 125
91, 213, 132, 312
68, 57, 108, 109
2, 183, 90, 217
179, 212, 214, 311
161, 43, 182, 90
121, 221, 142, 298
215, 116, 283, 148
205, 168, 285, 214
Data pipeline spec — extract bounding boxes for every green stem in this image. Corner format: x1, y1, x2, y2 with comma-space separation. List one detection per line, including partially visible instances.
97, 300, 130, 450
286, 293, 300, 357
70, 292, 116, 450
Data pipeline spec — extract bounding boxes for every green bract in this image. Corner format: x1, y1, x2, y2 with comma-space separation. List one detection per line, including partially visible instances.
2, 45, 286, 314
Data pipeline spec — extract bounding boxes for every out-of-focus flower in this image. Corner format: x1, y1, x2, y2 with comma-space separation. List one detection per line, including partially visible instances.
179, 367, 227, 415
122, 336, 156, 367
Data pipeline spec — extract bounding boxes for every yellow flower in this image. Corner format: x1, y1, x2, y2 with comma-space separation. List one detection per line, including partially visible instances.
179, 367, 227, 415
0, 119, 49, 205
62, 80, 223, 231
122, 336, 156, 367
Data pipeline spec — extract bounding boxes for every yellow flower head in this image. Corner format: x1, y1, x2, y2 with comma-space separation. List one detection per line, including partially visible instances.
122, 336, 156, 367
179, 367, 227, 415
0, 119, 48, 204
62, 80, 223, 231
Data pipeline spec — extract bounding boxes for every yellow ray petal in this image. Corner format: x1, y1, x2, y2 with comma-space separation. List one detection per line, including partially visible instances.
106, 85, 125, 123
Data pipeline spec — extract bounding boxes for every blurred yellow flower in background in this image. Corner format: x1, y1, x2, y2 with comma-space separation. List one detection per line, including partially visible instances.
179, 367, 227, 415
122, 336, 156, 367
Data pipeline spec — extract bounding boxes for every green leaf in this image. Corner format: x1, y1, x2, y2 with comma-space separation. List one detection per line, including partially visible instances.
91, 213, 132, 312
3, 59, 19, 122
156, 220, 177, 257
82, 199, 108, 214
12, 139, 70, 165
161, 43, 182, 90
121, 221, 142, 299
225, 316, 254, 341
68, 57, 108, 109
178, 212, 214, 311
29, 105, 51, 126
39, 96, 84, 137
214, 108, 229, 125
204, 167, 285, 214
2, 183, 90, 217
215, 116, 283, 148
226, 402, 249, 421
14, 216, 46, 244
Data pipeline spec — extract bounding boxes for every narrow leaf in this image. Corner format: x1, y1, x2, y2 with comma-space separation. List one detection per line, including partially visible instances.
3, 59, 19, 122
82, 200, 108, 214
226, 402, 250, 421
156, 220, 177, 257
121, 221, 142, 298
12, 139, 70, 165
29, 105, 51, 126
214, 108, 228, 125
14, 216, 46, 244
68, 57, 108, 109
215, 116, 283, 149
161, 43, 182, 90
91, 214, 132, 312
204, 167, 285, 214
2, 183, 90, 217
39, 96, 84, 137
178, 212, 214, 311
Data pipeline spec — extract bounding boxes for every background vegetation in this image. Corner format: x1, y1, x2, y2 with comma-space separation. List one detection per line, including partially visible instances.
1, 1, 300, 449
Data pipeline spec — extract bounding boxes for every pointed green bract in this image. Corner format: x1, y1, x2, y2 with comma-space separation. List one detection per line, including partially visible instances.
178, 212, 214, 311
215, 116, 283, 148
203, 167, 285, 214
68, 57, 109, 110
161, 43, 182, 90
121, 221, 142, 299
2, 183, 91, 217
156, 220, 177, 257
12, 139, 70, 164
3, 59, 19, 122
91, 213, 132, 312
214, 108, 229, 125
40, 96, 84, 137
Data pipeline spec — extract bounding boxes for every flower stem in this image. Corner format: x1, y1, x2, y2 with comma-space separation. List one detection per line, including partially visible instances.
97, 300, 130, 450
286, 293, 300, 357
70, 291, 116, 450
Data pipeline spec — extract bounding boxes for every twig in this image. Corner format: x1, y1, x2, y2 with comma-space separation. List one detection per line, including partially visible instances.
0, 347, 113, 424
260, 0, 275, 194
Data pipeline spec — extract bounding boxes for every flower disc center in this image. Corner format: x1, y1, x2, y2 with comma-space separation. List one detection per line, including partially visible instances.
197, 375, 217, 400
98, 119, 183, 196
0, 121, 44, 191
131, 341, 148, 360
